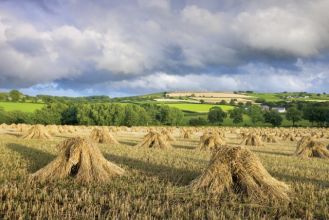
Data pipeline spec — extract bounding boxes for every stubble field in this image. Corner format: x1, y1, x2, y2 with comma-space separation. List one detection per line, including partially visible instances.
0, 125, 328, 219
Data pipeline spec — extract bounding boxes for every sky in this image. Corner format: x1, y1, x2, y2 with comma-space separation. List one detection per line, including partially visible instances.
0, 0, 329, 97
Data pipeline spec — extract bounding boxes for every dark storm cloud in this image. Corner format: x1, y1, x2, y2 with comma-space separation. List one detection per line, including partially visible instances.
0, 0, 329, 95
7, 37, 47, 56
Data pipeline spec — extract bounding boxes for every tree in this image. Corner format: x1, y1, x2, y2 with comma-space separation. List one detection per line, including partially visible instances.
157, 106, 183, 125
248, 105, 264, 124
61, 105, 78, 125
229, 108, 243, 124
208, 107, 227, 124
264, 110, 283, 127
34, 103, 68, 125
229, 99, 236, 105
311, 107, 328, 126
9, 90, 22, 102
170, 107, 184, 125
255, 98, 266, 103
0, 93, 6, 101
200, 99, 205, 104
286, 107, 302, 126
123, 104, 140, 126
189, 117, 208, 126
0, 107, 6, 123
304, 105, 329, 127
326, 109, 329, 126
219, 100, 227, 105
6, 111, 33, 124
40, 96, 54, 103
141, 103, 159, 125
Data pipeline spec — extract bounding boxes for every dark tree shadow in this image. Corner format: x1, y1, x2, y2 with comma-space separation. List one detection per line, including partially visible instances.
6, 143, 55, 173
105, 153, 199, 186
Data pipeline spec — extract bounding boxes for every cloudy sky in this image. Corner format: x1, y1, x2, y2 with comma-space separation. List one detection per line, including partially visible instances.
0, 0, 328, 97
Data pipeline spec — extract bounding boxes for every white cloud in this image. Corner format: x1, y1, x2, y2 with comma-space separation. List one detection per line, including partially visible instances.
181, 5, 223, 34
1, 0, 329, 94
109, 72, 240, 91
96, 30, 150, 74
233, 6, 329, 57
138, 0, 170, 12
104, 58, 329, 93
20, 83, 81, 97
51, 26, 102, 59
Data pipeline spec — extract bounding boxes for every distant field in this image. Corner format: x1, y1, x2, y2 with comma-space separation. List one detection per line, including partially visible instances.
191, 97, 253, 104
250, 93, 329, 102
0, 102, 44, 113
166, 92, 253, 103
167, 92, 251, 98
164, 103, 234, 112
249, 93, 283, 102
154, 98, 199, 103
124, 91, 329, 103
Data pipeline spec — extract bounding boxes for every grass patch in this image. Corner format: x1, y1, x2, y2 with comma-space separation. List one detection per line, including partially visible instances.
0, 102, 45, 113
249, 93, 283, 102
249, 92, 329, 102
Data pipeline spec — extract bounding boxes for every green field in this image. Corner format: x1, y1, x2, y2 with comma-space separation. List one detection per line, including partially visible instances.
164, 104, 234, 113
249, 92, 329, 102
249, 93, 283, 102
0, 102, 45, 113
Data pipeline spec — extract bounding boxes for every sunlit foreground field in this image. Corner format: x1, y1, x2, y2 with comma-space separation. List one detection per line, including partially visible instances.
0, 124, 328, 219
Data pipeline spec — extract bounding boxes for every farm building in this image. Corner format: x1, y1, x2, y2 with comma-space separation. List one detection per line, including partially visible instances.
272, 107, 286, 113
261, 105, 270, 111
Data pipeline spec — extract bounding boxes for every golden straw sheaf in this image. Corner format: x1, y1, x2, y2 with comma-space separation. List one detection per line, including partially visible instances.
31, 137, 124, 183
190, 145, 290, 203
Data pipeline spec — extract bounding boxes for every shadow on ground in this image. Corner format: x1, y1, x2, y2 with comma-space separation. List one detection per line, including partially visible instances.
5, 132, 21, 138
271, 171, 329, 187
252, 149, 292, 157
6, 143, 55, 173
172, 144, 196, 150
55, 134, 75, 139
105, 153, 199, 186
5, 143, 200, 185
118, 140, 137, 146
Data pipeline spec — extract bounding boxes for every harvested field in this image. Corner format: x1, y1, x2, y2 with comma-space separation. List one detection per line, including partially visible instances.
191, 97, 254, 104
167, 92, 252, 99
0, 125, 329, 219
166, 92, 254, 104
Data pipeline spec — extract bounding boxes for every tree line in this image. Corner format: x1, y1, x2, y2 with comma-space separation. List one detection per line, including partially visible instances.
189, 102, 329, 127
0, 103, 184, 126
0, 90, 112, 103
1, 99, 328, 127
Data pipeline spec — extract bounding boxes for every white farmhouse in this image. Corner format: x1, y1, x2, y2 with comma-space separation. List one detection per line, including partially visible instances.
272, 107, 286, 113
